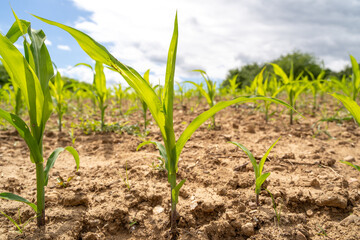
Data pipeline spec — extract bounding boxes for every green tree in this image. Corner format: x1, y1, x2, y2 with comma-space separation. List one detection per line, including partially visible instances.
222, 63, 262, 89
272, 51, 322, 80
223, 51, 324, 89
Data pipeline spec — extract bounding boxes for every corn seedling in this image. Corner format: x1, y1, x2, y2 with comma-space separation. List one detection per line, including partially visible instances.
35, 12, 296, 238
253, 68, 282, 122
49, 70, 69, 132
1, 208, 37, 234
272, 63, 309, 124
139, 69, 151, 134
176, 81, 185, 107
0, 11, 79, 227
350, 55, 360, 101
69, 123, 76, 145
56, 175, 74, 188
113, 83, 130, 116
331, 93, 360, 171
265, 189, 281, 225
306, 69, 326, 112
1, 80, 23, 116
229, 137, 280, 205
186, 70, 217, 128
317, 225, 328, 237
120, 160, 131, 190
74, 62, 108, 130
228, 74, 240, 99
331, 93, 360, 126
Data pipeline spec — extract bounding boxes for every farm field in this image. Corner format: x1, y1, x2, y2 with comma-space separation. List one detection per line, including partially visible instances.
1, 5, 360, 240
0, 97, 359, 240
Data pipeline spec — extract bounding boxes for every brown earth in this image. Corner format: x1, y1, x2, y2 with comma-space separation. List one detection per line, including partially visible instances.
0, 98, 360, 240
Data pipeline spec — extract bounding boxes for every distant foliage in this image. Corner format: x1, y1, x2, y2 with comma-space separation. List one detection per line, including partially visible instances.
222, 51, 329, 89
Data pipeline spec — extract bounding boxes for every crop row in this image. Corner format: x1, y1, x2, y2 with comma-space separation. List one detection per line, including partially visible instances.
0, 10, 359, 239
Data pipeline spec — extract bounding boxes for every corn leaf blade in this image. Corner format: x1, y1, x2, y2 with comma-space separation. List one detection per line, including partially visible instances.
176, 96, 296, 163
331, 93, 360, 126
259, 137, 280, 175
171, 179, 186, 205
33, 14, 167, 139
0, 109, 42, 163
229, 141, 259, 178
163, 14, 178, 174
255, 172, 270, 194
44, 146, 80, 186
340, 160, 360, 171
0, 193, 37, 212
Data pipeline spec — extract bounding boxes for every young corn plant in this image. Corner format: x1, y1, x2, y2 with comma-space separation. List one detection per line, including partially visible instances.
350, 55, 360, 101
331, 93, 360, 171
229, 137, 280, 205
113, 83, 130, 116
305, 69, 326, 112
252, 67, 282, 122
74, 62, 108, 130
1, 77, 23, 116
139, 69, 150, 134
0, 12, 79, 228
49, 71, 68, 132
186, 70, 217, 128
271, 63, 309, 125
228, 73, 240, 99
176, 81, 185, 107
1, 208, 37, 234
35, 12, 295, 238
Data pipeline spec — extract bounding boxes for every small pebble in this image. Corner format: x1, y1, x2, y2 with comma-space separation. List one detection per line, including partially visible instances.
343, 156, 355, 163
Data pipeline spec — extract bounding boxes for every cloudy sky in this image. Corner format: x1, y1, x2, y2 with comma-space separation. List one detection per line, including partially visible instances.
0, 0, 359, 86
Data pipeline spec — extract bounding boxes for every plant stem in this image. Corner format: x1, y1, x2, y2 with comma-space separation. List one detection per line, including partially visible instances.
169, 173, 178, 239
143, 110, 147, 133
100, 106, 105, 131
58, 112, 62, 132
256, 193, 259, 206
211, 115, 216, 128
265, 103, 269, 123
35, 162, 45, 227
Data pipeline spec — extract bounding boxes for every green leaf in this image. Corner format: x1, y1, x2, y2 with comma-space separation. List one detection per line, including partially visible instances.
143, 69, 150, 84
6, 19, 30, 43
176, 95, 297, 164
136, 141, 168, 171
340, 160, 360, 172
255, 172, 270, 194
271, 63, 289, 84
0, 33, 45, 128
350, 55, 360, 90
185, 81, 212, 106
94, 61, 107, 101
44, 146, 80, 186
0, 210, 22, 233
171, 179, 186, 205
0, 109, 42, 163
0, 192, 37, 212
33, 14, 167, 140
229, 141, 259, 178
163, 13, 178, 175
259, 137, 280, 175
331, 93, 360, 126
74, 62, 94, 71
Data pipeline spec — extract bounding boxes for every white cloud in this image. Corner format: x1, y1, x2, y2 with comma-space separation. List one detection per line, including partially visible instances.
14, 43, 23, 50
45, 39, 52, 46
57, 44, 71, 51
69, 0, 360, 83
